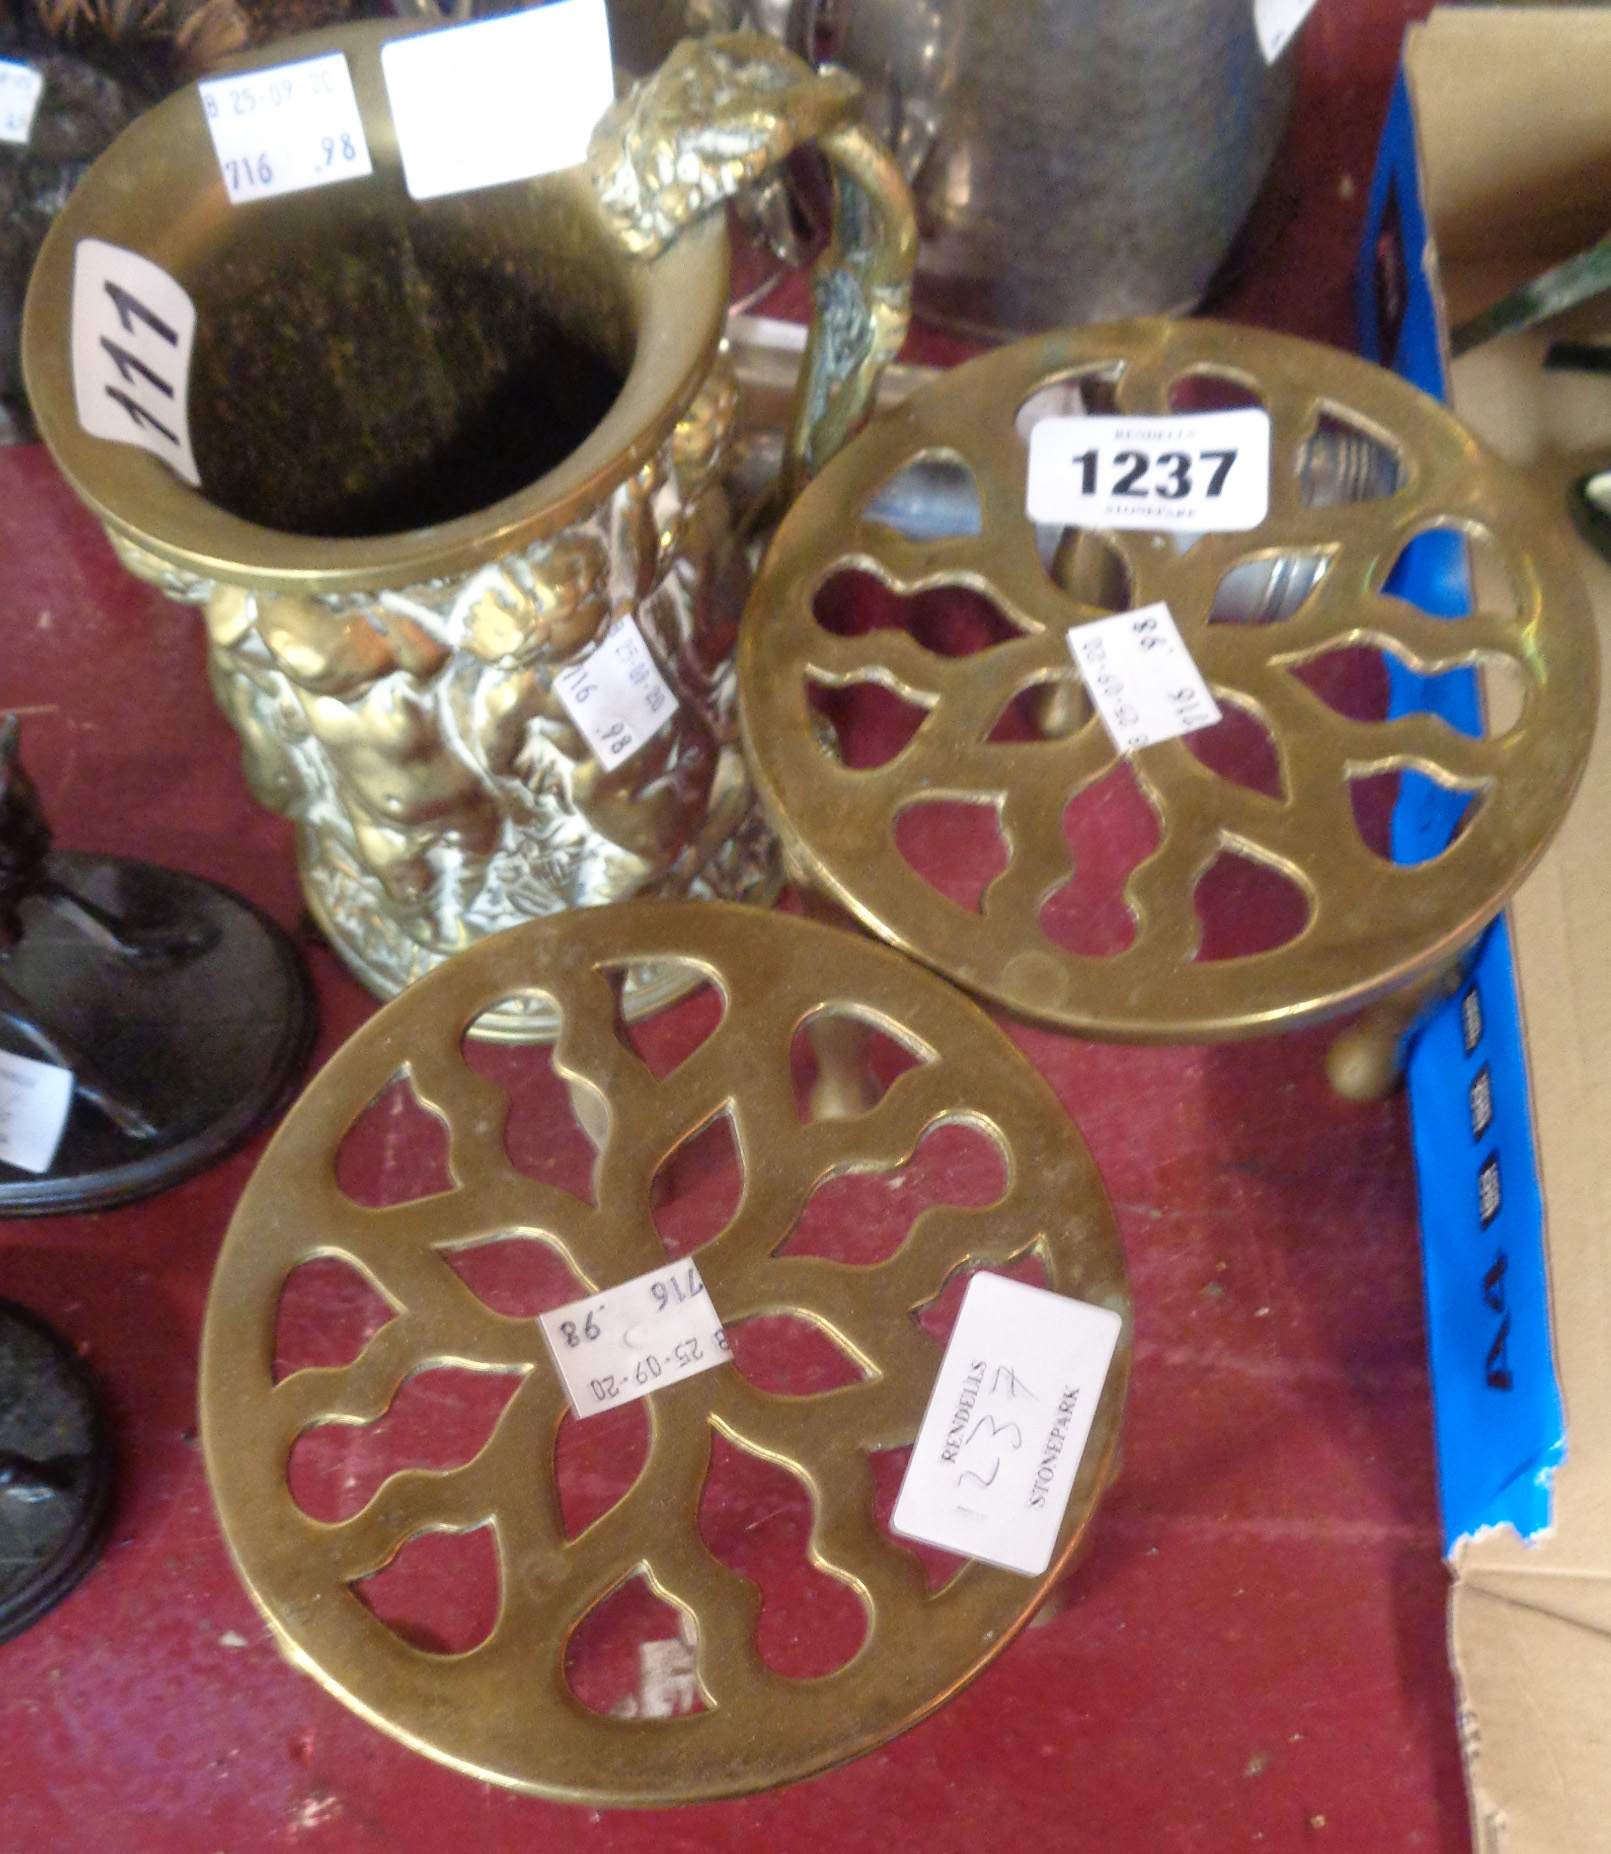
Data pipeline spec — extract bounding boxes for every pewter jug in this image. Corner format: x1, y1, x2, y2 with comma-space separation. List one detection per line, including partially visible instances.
616, 0, 1298, 339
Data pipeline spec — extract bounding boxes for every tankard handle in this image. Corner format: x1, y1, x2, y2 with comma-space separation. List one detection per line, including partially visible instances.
589, 30, 917, 508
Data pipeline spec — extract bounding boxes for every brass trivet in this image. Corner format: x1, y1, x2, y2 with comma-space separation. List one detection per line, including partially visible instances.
738, 321, 1599, 1047
199, 900, 1129, 1803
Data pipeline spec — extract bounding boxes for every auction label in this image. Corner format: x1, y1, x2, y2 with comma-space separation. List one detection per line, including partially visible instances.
1067, 603, 1221, 753
0, 61, 43, 146
1253, 0, 1320, 64
199, 50, 372, 205
71, 239, 199, 485
0, 1051, 74, 1176
381, 0, 615, 202
552, 615, 678, 768
1026, 408, 1270, 532
540, 1259, 730, 1418
891, 1273, 1122, 1577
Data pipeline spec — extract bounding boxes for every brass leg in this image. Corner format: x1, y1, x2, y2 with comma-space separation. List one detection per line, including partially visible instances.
806, 1011, 880, 1121
1325, 958, 1466, 1102
785, 857, 881, 1120
1035, 676, 1092, 740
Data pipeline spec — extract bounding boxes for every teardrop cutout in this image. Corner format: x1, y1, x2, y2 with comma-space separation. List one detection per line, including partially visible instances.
461, 1013, 606, 1204
652, 1109, 744, 1261
813, 570, 1024, 657
440, 1236, 589, 1320
894, 796, 1010, 913
1038, 762, 1161, 957
335, 1070, 453, 1207
862, 449, 983, 541
779, 1120, 1011, 1267
350, 1523, 500, 1656
807, 674, 933, 769
605, 960, 727, 1080
697, 1435, 867, 1679
917, 1248, 1052, 1351
788, 1008, 932, 1124
274, 1255, 395, 1384
723, 1313, 872, 1395
554, 1399, 652, 1540
564, 1574, 704, 1719
288, 1366, 525, 1523
1192, 850, 1311, 960
1181, 700, 1285, 800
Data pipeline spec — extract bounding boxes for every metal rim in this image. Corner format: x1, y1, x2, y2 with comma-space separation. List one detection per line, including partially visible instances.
20, 19, 729, 597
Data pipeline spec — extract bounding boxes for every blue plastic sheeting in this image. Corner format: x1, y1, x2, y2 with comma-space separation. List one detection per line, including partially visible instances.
1354, 73, 1564, 1552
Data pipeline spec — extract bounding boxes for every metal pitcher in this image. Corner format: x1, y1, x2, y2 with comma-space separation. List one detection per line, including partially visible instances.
613, 0, 1298, 339
21, 22, 914, 1031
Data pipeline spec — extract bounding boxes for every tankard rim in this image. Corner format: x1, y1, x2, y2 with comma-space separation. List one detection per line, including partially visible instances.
21, 17, 730, 598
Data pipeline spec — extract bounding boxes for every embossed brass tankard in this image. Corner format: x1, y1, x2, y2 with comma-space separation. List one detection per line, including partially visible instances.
22, 21, 914, 1032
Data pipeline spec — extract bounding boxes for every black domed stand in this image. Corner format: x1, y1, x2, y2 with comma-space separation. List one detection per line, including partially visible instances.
0, 1300, 114, 1644
0, 717, 316, 1215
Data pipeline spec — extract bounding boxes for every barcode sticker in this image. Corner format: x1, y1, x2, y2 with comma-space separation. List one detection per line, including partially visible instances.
1026, 409, 1270, 533
71, 239, 199, 486
1252, 0, 1320, 64
198, 51, 373, 205
381, 0, 615, 203
891, 1273, 1122, 1577
1067, 602, 1221, 753
539, 1259, 729, 1418
0, 1051, 74, 1176
0, 60, 43, 146
552, 616, 678, 768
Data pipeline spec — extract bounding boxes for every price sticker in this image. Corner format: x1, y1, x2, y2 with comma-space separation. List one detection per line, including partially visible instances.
71, 239, 199, 486
552, 615, 678, 768
539, 1259, 730, 1419
1025, 408, 1270, 533
0, 60, 43, 146
890, 1273, 1122, 1578
381, 0, 615, 203
198, 50, 373, 205
0, 1050, 74, 1176
1253, 0, 1320, 64
1067, 602, 1221, 753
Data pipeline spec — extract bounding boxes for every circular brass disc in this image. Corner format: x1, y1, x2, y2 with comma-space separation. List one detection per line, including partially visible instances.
738, 321, 1600, 1040
199, 901, 1129, 1803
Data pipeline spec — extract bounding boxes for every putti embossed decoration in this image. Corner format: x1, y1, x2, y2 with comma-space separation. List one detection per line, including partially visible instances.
22, 24, 915, 1032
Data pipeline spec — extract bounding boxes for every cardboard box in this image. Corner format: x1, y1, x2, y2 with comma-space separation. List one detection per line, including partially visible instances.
1361, 11, 1611, 1849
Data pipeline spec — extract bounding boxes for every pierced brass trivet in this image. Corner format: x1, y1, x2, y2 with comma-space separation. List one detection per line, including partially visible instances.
738, 321, 1598, 1049
199, 900, 1128, 1803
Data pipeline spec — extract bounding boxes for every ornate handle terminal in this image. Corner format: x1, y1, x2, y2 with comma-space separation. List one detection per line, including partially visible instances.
590, 30, 917, 504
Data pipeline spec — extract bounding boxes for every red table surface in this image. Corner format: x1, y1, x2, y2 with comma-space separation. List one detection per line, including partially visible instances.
0, 8, 1468, 1850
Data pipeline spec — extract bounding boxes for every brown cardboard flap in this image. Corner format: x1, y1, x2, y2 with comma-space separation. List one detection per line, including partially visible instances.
1447, 442, 1611, 1854
1453, 1587, 1611, 1854
1411, 9, 1611, 266
1408, 14, 1611, 1848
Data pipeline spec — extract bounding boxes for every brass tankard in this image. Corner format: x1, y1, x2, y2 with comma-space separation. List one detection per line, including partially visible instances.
21, 22, 914, 1032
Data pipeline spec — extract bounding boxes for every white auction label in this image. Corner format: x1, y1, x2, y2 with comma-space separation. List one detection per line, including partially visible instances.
553, 615, 678, 768
71, 239, 199, 486
198, 50, 372, 205
381, 0, 615, 203
1253, 0, 1320, 63
1067, 602, 1221, 753
540, 1258, 730, 1418
0, 60, 43, 146
0, 1050, 74, 1176
891, 1273, 1122, 1578
1026, 408, 1270, 533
